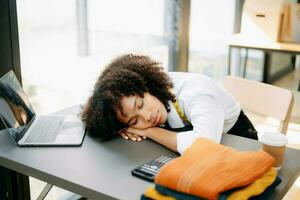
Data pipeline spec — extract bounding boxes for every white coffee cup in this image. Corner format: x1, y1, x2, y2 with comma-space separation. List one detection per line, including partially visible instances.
259, 132, 288, 170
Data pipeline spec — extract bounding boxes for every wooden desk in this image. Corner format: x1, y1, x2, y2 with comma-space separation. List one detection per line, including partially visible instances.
228, 34, 300, 83
1, 105, 300, 199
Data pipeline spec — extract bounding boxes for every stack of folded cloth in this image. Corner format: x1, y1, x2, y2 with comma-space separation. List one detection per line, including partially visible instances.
141, 138, 281, 200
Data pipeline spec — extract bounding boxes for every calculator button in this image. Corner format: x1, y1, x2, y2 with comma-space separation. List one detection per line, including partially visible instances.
142, 166, 159, 173
150, 165, 158, 170
139, 168, 156, 176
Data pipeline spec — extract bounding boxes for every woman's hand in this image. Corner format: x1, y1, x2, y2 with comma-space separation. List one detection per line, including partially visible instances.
119, 127, 178, 152
118, 127, 148, 142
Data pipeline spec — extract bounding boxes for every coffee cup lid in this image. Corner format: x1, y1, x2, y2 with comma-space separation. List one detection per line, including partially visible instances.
260, 132, 287, 147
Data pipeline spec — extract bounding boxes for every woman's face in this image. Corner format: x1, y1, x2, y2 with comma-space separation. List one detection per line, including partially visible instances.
8, 101, 28, 126
116, 92, 168, 129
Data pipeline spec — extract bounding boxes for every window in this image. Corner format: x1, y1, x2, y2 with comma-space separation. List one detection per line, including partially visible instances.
17, 0, 169, 115
188, 0, 235, 80
17, 0, 168, 198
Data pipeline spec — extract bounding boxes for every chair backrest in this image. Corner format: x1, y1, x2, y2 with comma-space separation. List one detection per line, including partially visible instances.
223, 76, 294, 134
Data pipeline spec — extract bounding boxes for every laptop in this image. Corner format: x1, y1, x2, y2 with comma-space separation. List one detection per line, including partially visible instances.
0, 70, 85, 146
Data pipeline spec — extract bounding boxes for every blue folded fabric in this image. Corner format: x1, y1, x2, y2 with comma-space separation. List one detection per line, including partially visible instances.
141, 194, 153, 200
250, 176, 282, 200
155, 184, 227, 200
154, 176, 282, 200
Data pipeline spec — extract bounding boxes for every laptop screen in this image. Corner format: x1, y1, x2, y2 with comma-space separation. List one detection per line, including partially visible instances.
0, 71, 35, 130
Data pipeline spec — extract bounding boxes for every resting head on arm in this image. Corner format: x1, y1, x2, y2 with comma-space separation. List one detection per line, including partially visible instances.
81, 54, 178, 151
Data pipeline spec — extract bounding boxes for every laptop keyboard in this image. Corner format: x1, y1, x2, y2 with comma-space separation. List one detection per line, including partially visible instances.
25, 116, 65, 143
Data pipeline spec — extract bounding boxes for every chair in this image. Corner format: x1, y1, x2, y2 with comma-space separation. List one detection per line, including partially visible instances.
223, 76, 294, 134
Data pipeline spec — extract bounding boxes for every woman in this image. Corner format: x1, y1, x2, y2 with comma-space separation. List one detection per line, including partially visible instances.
81, 54, 257, 154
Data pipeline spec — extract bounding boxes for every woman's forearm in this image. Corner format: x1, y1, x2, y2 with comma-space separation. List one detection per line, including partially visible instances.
146, 127, 178, 152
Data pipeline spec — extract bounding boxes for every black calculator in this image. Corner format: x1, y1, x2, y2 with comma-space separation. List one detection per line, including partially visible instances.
131, 155, 173, 182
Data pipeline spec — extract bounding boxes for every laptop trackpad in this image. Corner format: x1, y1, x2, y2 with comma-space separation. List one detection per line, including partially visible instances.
55, 116, 85, 144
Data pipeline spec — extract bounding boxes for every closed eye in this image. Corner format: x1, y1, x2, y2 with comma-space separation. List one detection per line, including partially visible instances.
138, 98, 144, 109
128, 97, 143, 126
130, 117, 138, 126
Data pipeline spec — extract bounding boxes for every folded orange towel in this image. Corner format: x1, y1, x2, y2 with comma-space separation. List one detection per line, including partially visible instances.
155, 138, 275, 200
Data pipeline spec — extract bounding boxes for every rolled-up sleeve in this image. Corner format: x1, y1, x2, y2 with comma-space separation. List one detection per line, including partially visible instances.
176, 95, 224, 154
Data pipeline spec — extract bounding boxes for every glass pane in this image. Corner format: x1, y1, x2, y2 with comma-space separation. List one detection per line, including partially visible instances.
188, 0, 235, 80
87, 0, 169, 70
17, 0, 168, 197
17, 0, 168, 115
89, 0, 164, 35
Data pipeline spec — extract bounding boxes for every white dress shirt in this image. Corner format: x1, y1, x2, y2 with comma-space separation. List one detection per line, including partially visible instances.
166, 72, 241, 154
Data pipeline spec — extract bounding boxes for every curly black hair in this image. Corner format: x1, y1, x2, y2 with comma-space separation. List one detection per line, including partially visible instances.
81, 54, 176, 141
